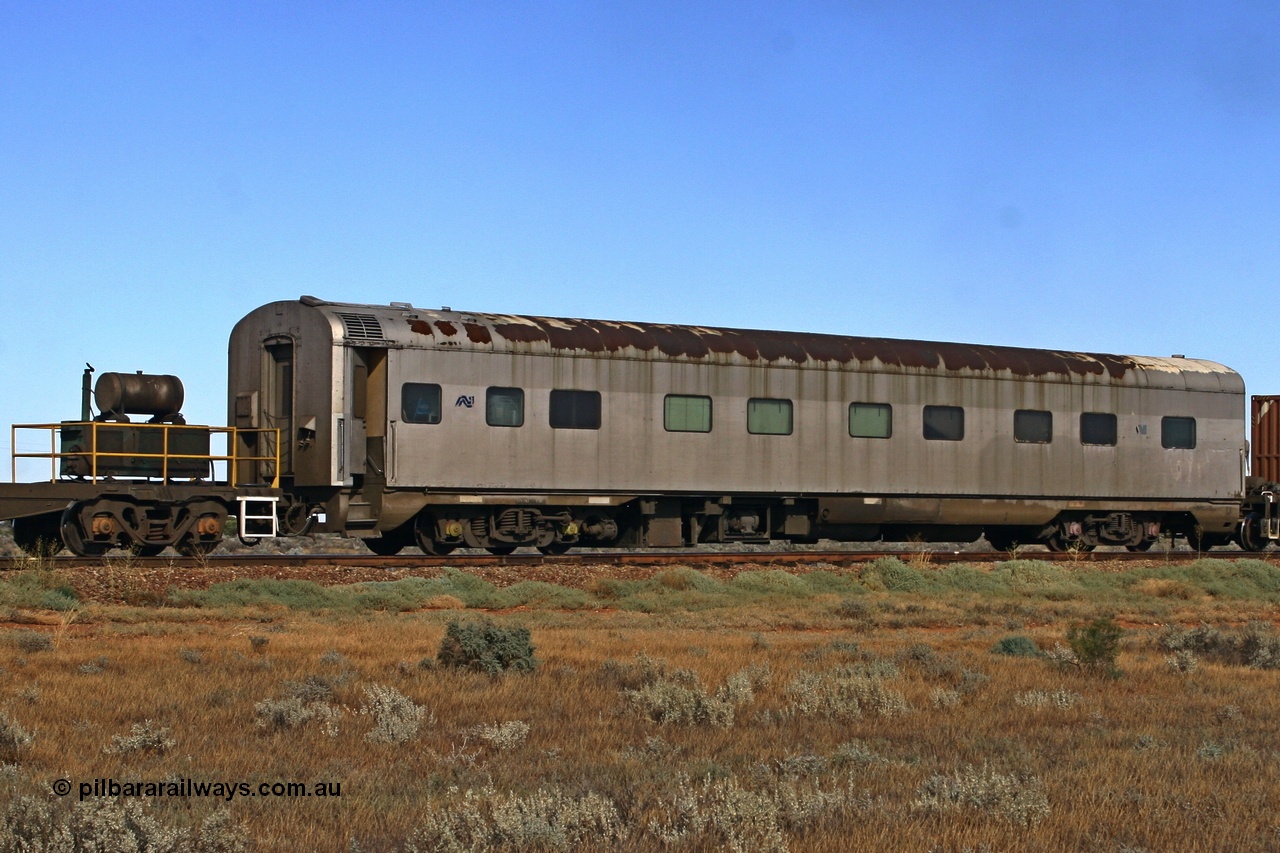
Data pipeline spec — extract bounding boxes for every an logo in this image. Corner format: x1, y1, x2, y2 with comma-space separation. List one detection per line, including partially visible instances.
455, 395, 475, 408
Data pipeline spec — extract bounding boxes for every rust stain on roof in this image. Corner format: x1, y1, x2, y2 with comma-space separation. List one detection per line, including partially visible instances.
464, 323, 492, 345
406, 314, 1138, 379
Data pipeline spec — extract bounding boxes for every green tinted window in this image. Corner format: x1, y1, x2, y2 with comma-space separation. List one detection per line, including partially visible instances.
664, 395, 712, 432
849, 403, 892, 438
748, 398, 793, 435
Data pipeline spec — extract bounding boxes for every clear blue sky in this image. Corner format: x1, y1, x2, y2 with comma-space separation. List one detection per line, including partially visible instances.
2, 3, 1277, 466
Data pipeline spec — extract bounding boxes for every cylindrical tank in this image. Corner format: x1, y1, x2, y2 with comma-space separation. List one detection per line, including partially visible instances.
94, 373, 185, 418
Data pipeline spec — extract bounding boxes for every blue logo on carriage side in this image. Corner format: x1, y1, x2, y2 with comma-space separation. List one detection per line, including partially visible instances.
455, 395, 475, 408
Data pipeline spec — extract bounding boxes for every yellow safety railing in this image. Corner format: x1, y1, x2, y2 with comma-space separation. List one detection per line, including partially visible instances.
11, 422, 281, 488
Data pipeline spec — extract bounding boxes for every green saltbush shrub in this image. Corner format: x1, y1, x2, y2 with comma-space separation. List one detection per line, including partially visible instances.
1067, 617, 1122, 677
861, 557, 929, 592
437, 617, 537, 674
1158, 621, 1280, 669
0, 571, 80, 611
991, 636, 1041, 657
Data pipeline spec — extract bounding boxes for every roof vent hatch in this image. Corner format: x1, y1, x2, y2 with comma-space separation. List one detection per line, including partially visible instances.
336, 312, 385, 341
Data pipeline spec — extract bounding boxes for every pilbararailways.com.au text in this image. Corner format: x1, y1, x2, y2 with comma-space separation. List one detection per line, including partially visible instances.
53, 778, 342, 802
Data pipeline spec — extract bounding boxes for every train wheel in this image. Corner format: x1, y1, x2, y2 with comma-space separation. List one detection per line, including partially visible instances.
12, 514, 65, 557
485, 546, 517, 556
365, 535, 407, 556
411, 515, 457, 556
1237, 514, 1271, 553
1044, 532, 1068, 552
984, 529, 1020, 552
59, 508, 110, 557
417, 540, 456, 556
1045, 531, 1094, 553
1186, 528, 1230, 552
176, 537, 218, 558
537, 542, 572, 555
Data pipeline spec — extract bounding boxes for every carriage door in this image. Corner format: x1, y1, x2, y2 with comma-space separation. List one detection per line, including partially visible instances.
262, 339, 295, 481
350, 348, 388, 488
386, 353, 442, 488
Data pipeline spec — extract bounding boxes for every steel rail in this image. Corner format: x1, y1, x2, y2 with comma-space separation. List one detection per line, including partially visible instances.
0, 547, 1252, 572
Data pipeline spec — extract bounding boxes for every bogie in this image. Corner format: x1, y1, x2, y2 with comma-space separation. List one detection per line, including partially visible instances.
12, 513, 65, 557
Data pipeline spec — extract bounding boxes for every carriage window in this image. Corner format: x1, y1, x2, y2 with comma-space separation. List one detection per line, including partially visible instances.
664, 395, 712, 433
748, 398, 793, 435
401, 383, 442, 424
849, 403, 892, 438
1014, 410, 1052, 444
486, 387, 524, 427
1162, 416, 1196, 449
923, 405, 964, 441
549, 390, 601, 430
1080, 412, 1117, 446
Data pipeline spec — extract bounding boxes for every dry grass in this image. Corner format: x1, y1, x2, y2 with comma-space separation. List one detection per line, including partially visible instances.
1, 562, 1280, 851
1131, 577, 1200, 600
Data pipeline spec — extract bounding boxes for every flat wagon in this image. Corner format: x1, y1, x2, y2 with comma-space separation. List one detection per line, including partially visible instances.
2, 368, 280, 556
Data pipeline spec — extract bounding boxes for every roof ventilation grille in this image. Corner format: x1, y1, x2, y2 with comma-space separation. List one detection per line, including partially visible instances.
336, 312, 385, 341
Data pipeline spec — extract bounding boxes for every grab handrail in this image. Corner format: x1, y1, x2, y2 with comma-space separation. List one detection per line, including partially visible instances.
10, 422, 281, 488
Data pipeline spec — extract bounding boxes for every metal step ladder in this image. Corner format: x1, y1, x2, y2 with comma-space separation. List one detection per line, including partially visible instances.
238, 496, 279, 540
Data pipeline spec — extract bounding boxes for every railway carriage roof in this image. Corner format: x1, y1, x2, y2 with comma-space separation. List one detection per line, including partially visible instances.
288, 297, 1241, 393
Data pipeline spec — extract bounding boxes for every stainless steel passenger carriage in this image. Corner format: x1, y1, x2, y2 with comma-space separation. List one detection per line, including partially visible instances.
228, 297, 1246, 554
